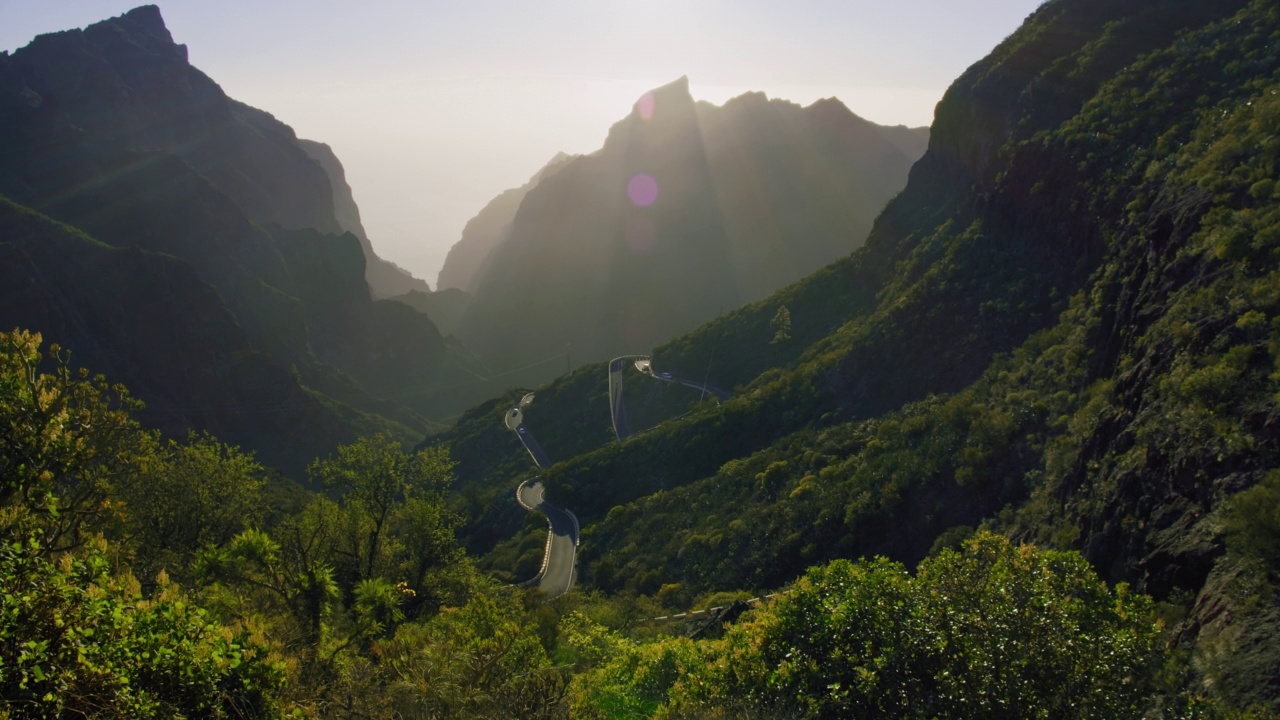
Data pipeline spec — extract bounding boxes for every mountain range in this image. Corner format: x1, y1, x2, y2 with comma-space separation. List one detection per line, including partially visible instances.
442, 77, 928, 386
0, 4, 929, 473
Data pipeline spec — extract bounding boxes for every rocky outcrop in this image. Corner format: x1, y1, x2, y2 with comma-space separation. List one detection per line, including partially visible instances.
297, 138, 432, 298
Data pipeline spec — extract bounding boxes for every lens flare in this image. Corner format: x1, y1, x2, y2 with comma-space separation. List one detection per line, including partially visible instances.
636, 91, 655, 120
627, 173, 658, 207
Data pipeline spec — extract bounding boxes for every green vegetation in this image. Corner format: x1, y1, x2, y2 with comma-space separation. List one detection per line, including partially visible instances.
769, 304, 792, 345
571, 534, 1169, 719
0, 536, 281, 718
0, 329, 548, 716
5, 0, 1280, 714
1227, 470, 1280, 576
0, 325, 1249, 718
430, 0, 1280, 711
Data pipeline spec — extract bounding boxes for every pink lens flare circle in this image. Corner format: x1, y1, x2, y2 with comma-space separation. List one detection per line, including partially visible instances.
636, 91, 656, 119
627, 173, 658, 207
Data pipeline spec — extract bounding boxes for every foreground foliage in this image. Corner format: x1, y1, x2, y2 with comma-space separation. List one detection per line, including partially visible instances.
0, 536, 281, 718
571, 534, 1167, 720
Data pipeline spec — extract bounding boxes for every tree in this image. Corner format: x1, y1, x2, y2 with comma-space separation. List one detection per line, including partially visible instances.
770, 305, 792, 345
308, 434, 457, 585
0, 329, 147, 552
575, 533, 1165, 719
349, 587, 564, 719
116, 432, 266, 581
391, 492, 467, 617
0, 535, 283, 718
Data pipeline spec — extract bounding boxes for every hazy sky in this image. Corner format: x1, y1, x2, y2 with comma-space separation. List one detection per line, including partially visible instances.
1, 0, 1044, 287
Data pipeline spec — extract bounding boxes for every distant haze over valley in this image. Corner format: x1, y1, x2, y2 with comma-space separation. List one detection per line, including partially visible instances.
0, 0, 1044, 288
0, 4, 932, 459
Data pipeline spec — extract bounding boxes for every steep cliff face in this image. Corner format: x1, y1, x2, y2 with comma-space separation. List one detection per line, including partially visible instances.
453, 76, 927, 384
0, 6, 488, 469
297, 138, 432, 298
436, 151, 576, 293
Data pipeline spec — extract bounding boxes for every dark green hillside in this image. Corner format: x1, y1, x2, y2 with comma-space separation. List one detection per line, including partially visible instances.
437, 358, 705, 558
0, 196, 360, 477
437, 0, 1280, 708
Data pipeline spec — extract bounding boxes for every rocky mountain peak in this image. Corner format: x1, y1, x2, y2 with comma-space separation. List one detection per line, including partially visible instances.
109, 5, 174, 44
804, 96, 862, 121
77, 5, 187, 64
598, 75, 698, 152
632, 74, 693, 118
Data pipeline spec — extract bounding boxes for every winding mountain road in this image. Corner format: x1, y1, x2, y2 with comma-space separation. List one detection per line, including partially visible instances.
504, 393, 578, 596
508, 359, 727, 597
515, 479, 578, 595
610, 356, 728, 440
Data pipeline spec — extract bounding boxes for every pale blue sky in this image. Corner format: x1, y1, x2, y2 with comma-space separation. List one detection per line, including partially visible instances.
0, 0, 1044, 286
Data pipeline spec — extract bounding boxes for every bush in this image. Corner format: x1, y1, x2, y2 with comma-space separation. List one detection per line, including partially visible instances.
0, 535, 283, 718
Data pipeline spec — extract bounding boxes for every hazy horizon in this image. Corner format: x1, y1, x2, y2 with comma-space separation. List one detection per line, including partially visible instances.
0, 0, 1044, 289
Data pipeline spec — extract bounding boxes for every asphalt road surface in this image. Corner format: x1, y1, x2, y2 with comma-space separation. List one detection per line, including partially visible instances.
518, 480, 578, 596
514, 422, 552, 469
